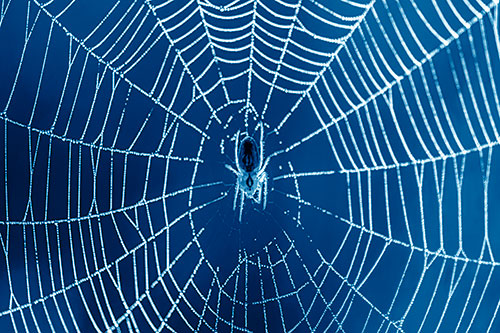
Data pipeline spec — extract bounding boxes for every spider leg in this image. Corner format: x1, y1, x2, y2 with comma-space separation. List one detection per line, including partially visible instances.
233, 181, 240, 211
258, 122, 264, 170
225, 164, 239, 176
239, 189, 245, 222
257, 155, 271, 178
234, 130, 241, 172
255, 181, 262, 204
263, 172, 268, 209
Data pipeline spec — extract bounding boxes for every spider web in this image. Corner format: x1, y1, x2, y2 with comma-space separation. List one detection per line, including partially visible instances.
0, 0, 500, 331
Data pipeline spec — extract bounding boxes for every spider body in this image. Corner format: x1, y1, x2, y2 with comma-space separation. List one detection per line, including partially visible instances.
239, 137, 259, 173
226, 124, 269, 221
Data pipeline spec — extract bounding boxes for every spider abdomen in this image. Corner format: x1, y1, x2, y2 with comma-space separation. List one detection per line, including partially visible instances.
239, 137, 259, 173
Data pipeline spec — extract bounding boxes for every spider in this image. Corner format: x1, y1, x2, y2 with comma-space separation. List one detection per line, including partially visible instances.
225, 123, 270, 221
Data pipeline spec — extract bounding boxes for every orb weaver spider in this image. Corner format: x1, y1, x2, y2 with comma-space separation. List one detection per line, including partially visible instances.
225, 123, 270, 221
